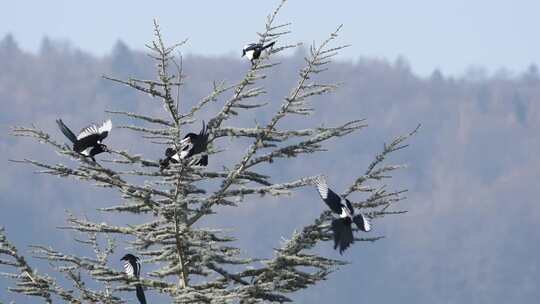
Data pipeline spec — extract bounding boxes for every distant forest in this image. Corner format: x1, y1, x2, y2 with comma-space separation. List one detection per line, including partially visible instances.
1, 33, 539, 303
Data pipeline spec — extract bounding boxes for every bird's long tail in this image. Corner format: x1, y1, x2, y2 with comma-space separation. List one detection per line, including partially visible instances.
262, 41, 275, 50
331, 218, 354, 254
56, 119, 77, 144
165, 147, 176, 158
136, 284, 147, 304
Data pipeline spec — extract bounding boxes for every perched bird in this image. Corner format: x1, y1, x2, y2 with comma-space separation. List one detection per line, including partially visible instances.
121, 254, 147, 304
241, 41, 275, 64
159, 121, 209, 169
56, 119, 112, 162
314, 175, 371, 254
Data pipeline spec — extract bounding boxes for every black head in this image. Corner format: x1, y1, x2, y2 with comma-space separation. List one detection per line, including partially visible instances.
165, 147, 176, 157
242, 44, 257, 57
121, 253, 139, 262
98, 143, 110, 153
89, 144, 109, 157
242, 44, 251, 57
183, 133, 198, 141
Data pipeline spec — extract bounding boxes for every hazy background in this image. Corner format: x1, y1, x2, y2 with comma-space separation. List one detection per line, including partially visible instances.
2, 0, 540, 76
1, 1, 539, 303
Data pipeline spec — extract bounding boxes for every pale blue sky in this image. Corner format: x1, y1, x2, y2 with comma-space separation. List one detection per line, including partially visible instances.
2, 0, 539, 76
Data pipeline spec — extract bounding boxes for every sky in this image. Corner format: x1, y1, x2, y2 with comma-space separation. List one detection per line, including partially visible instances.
1, 0, 540, 76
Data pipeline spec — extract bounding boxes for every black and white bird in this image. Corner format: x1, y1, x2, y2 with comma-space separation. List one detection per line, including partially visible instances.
159, 122, 209, 169
241, 41, 275, 64
314, 175, 371, 254
56, 119, 112, 162
121, 254, 147, 304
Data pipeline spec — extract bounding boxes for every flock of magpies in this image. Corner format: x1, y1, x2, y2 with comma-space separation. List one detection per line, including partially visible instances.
53, 42, 370, 303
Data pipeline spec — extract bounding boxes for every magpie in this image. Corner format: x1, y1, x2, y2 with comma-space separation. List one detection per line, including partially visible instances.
121, 254, 147, 304
159, 121, 209, 169
314, 175, 371, 254
241, 41, 275, 64
56, 119, 112, 162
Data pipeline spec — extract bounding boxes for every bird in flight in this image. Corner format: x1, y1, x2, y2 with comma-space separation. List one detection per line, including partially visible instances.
314, 175, 371, 254
121, 254, 147, 304
241, 41, 275, 64
159, 121, 209, 170
56, 119, 112, 162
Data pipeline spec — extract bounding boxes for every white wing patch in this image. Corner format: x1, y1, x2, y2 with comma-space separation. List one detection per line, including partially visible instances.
77, 125, 99, 140
179, 150, 189, 160
340, 205, 353, 219
124, 261, 135, 277
80, 147, 92, 156
180, 137, 191, 145
98, 119, 112, 134
245, 49, 255, 60
171, 153, 181, 162
179, 139, 193, 160
314, 175, 329, 199
76, 120, 112, 140
360, 214, 371, 232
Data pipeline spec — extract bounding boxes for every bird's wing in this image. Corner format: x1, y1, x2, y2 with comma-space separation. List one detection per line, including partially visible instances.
179, 136, 191, 148
178, 136, 193, 159
123, 260, 135, 277
136, 260, 141, 278
244, 43, 261, 52
77, 120, 111, 142
314, 175, 343, 214
77, 124, 100, 140
80, 147, 92, 156
345, 199, 354, 214
56, 119, 78, 144
74, 134, 101, 153
262, 41, 275, 50
353, 213, 371, 232
98, 119, 112, 133
123, 257, 141, 278
98, 119, 112, 141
